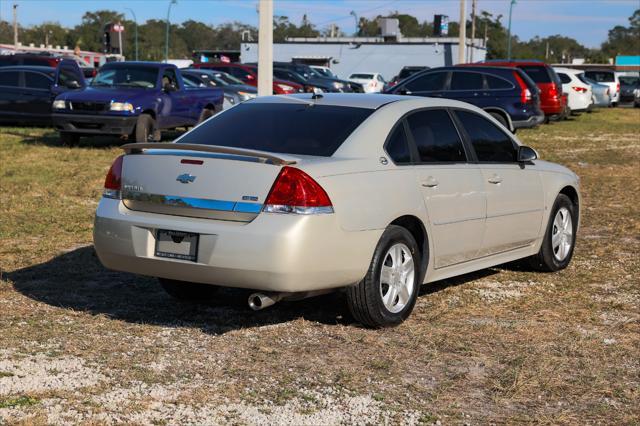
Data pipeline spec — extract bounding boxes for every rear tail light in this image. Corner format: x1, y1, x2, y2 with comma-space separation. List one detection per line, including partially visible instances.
103, 155, 124, 199
616, 82, 620, 93
263, 166, 333, 214
572, 86, 587, 93
513, 71, 532, 104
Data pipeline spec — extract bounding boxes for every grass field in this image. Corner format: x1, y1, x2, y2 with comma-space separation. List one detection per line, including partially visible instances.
1, 109, 639, 424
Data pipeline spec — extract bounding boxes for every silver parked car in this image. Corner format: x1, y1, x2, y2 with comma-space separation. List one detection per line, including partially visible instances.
93, 94, 580, 327
580, 75, 611, 107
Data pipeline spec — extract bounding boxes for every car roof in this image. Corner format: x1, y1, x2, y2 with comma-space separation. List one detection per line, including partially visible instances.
553, 67, 583, 74
479, 60, 550, 67
250, 93, 477, 110
0, 65, 55, 72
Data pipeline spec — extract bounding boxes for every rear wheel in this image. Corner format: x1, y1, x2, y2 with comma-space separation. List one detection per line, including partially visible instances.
489, 112, 508, 129
60, 132, 79, 146
159, 278, 218, 302
528, 194, 577, 272
135, 113, 155, 142
347, 225, 420, 328
197, 108, 215, 124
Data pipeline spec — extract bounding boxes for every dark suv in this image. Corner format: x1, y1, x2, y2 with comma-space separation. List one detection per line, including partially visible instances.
384, 66, 544, 132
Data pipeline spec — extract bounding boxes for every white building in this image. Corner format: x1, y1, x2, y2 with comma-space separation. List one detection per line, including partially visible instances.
241, 36, 487, 81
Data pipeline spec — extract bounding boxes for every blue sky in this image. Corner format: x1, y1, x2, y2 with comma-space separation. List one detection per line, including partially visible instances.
0, 0, 637, 48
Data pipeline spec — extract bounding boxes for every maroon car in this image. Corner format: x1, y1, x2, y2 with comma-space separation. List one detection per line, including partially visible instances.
194, 63, 302, 94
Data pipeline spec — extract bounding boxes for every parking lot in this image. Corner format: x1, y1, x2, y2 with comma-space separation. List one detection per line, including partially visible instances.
1, 107, 638, 423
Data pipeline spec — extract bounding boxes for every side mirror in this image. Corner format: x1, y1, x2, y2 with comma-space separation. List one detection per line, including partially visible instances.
66, 80, 81, 89
398, 87, 409, 95
518, 145, 538, 162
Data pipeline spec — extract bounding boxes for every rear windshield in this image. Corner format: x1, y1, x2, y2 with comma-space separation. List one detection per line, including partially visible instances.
350, 74, 374, 79
178, 102, 374, 157
585, 71, 614, 83
518, 65, 552, 83
399, 68, 425, 79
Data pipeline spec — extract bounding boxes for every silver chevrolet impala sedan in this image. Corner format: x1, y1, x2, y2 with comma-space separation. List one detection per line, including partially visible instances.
93, 94, 580, 327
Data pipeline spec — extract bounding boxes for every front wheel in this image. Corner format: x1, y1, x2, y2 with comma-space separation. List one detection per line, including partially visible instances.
528, 194, 577, 272
60, 132, 79, 146
347, 225, 421, 328
134, 113, 156, 142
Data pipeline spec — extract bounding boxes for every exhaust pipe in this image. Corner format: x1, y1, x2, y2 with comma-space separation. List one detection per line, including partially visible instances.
248, 292, 284, 311
247, 289, 333, 311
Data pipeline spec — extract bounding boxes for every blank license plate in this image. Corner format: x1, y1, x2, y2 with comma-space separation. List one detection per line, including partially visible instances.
155, 230, 199, 262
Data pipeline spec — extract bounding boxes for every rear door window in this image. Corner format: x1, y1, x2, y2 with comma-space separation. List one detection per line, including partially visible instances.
24, 71, 52, 90
455, 110, 518, 162
518, 65, 552, 83
486, 74, 514, 89
178, 103, 374, 157
406, 109, 467, 163
0, 71, 20, 87
404, 72, 447, 92
450, 71, 484, 90
385, 123, 411, 164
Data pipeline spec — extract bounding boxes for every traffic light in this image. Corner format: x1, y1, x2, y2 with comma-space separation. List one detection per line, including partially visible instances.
103, 23, 112, 53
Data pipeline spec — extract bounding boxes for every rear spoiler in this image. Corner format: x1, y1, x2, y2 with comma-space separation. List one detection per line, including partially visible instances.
121, 143, 297, 166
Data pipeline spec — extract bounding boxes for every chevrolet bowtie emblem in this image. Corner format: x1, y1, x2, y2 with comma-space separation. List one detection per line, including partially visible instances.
176, 173, 196, 184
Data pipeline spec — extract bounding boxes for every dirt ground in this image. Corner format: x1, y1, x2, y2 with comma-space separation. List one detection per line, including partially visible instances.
1, 108, 639, 425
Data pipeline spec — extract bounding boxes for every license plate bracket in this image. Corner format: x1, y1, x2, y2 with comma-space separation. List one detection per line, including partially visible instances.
155, 229, 199, 262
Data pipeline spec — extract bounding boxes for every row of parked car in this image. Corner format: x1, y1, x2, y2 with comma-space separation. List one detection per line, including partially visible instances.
0, 52, 638, 145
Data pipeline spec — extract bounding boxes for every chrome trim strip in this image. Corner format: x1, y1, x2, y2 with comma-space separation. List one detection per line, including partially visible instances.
486, 208, 543, 219
122, 190, 262, 214
433, 216, 485, 226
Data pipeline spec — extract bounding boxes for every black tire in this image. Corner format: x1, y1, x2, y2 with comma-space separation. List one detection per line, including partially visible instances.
60, 132, 79, 146
489, 112, 508, 129
197, 108, 215, 124
159, 278, 218, 302
528, 194, 577, 272
135, 113, 155, 142
347, 225, 421, 328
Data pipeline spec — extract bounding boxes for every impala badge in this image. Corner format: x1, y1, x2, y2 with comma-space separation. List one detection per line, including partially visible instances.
176, 173, 196, 184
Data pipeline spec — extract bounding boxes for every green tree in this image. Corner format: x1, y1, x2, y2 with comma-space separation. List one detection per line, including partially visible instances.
601, 9, 640, 56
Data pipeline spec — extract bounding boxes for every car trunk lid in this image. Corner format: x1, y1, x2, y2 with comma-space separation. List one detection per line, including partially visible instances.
120, 143, 298, 222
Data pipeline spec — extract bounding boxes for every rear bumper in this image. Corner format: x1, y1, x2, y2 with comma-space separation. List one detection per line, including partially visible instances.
512, 111, 545, 129
53, 113, 138, 135
93, 198, 381, 292
540, 101, 564, 116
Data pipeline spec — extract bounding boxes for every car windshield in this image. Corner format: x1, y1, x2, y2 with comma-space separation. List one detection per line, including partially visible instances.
350, 74, 374, 79
177, 102, 374, 156
518, 65, 552, 83
90, 66, 157, 88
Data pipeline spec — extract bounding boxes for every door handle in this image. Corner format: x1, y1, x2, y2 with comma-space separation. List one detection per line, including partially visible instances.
488, 174, 503, 184
421, 176, 439, 188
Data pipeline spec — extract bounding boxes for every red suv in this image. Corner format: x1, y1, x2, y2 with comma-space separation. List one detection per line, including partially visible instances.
194, 63, 302, 95
463, 60, 566, 120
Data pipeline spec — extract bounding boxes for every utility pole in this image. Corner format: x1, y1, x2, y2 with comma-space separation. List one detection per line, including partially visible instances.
545, 41, 549, 61
13, 4, 18, 48
165, 0, 177, 62
350, 11, 358, 36
507, 0, 516, 60
117, 22, 123, 56
257, 0, 273, 96
125, 8, 139, 61
458, 0, 466, 64
469, 0, 476, 62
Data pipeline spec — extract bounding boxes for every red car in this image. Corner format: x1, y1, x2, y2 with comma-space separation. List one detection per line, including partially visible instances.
193, 63, 302, 95
463, 60, 566, 120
